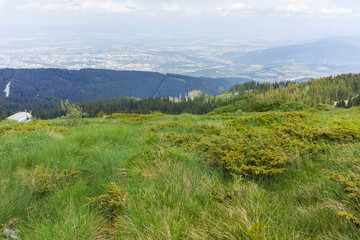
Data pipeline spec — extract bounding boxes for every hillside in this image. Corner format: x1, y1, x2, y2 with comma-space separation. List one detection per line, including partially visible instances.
207, 73, 360, 115
2, 73, 360, 238
1, 107, 360, 239
0, 68, 226, 104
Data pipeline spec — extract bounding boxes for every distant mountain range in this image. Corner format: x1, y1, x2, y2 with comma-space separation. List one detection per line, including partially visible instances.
216, 36, 360, 81
0, 68, 252, 106
233, 37, 360, 66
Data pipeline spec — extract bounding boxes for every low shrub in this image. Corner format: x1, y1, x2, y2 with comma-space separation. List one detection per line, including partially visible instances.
87, 182, 126, 219
246, 221, 267, 240
221, 137, 293, 176
279, 101, 309, 111
19, 164, 79, 195
163, 111, 360, 178
208, 104, 237, 114
107, 113, 166, 121
325, 168, 360, 227
0, 120, 68, 135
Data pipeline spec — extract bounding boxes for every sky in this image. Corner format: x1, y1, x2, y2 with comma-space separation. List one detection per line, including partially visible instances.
0, 0, 360, 41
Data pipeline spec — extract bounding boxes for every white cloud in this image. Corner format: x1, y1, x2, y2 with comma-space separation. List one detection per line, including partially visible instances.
268, 0, 327, 6
285, 4, 309, 13
217, 2, 250, 16
10, 0, 143, 13
230, 2, 246, 10
161, 2, 186, 13
160, 1, 213, 15
79, 1, 142, 13
321, 7, 352, 15
258, 0, 357, 18
216, 0, 351, 18
272, 4, 310, 16
1, 0, 359, 19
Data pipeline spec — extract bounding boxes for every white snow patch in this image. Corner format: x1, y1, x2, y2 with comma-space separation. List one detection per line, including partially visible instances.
4, 81, 10, 97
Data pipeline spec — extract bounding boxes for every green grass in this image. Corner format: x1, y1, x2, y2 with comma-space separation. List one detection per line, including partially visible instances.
1, 108, 360, 239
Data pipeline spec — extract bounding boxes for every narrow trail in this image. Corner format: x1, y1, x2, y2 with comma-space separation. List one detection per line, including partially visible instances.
153, 75, 167, 97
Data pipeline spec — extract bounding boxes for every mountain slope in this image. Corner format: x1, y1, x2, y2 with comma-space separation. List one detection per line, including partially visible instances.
0, 68, 226, 104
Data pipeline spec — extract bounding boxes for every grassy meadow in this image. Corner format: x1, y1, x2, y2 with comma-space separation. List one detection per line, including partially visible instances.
1, 107, 360, 239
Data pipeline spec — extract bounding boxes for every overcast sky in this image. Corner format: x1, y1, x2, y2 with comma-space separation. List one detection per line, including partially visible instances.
1, 0, 360, 40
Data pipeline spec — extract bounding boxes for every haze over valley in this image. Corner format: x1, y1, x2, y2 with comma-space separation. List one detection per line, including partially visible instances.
1, 32, 360, 82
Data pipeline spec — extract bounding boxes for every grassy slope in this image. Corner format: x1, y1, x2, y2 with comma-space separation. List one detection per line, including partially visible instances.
1, 108, 360, 239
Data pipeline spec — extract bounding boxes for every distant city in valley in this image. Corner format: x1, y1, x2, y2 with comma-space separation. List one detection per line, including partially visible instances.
1, 33, 360, 82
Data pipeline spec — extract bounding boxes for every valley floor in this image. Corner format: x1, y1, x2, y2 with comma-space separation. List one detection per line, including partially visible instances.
1, 108, 360, 239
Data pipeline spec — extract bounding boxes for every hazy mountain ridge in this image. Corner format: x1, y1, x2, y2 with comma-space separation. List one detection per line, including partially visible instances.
211, 36, 360, 81
235, 38, 360, 65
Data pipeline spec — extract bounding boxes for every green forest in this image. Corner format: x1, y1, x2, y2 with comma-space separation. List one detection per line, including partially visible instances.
22, 73, 360, 120
2, 72, 360, 120
0, 68, 226, 120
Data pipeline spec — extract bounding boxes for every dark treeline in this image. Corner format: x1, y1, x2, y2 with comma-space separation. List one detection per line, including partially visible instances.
27, 95, 238, 119
0, 98, 64, 120
230, 73, 360, 107
210, 73, 360, 114
229, 80, 291, 94
81, 95, 235, 117
1, 94, 237, 120
0, 103, 15, 120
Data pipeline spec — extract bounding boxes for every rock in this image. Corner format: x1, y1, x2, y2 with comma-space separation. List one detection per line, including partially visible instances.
3, 228, 20, 240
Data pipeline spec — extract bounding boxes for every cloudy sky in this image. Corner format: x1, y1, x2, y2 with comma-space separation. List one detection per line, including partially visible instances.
0, 0, 359, 40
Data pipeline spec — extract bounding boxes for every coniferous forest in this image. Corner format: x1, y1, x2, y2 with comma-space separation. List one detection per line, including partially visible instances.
2, 73, 360, 120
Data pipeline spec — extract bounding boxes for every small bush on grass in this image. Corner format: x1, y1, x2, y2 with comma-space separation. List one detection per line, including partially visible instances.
279, 101, 309, 111
325, 167, 360, 227
19, 164, 79, 195
337, 211, 360, 227
0, 120, 68, 135
107, 113, 166, 121
221, 138, 292, 176
246, 221, 267, 240
61, 100, 88, 126
87, 182, 126, 219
